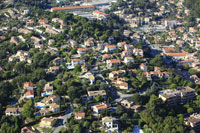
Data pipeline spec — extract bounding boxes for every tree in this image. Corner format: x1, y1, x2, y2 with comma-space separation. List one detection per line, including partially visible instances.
150, 55, 164, 67
74, 64, 81, 73
22, 99, 34, 118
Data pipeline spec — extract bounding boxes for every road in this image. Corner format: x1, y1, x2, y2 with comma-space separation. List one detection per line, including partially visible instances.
52, 106, 73, 133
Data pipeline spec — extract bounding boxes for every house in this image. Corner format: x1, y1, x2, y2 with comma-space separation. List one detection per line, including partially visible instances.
88, 90, 106, 100
52, 18, 64, 24
39, 108, 51, 116
109, 70, 126, 79
53, 57, 64, 64
85, 38, 95, 47
115, 79, 129, 90
24, 82, 34, 90
39, 19, 48, 25
104, 45, 117, 53
69, 40, 78, 48
133, 48, 143, 56
41, 83, 54, 97
117, 42, 127, 48
48, 66, 60, 73
25, 90, 34, 99
106, 59, 121, 68
77, 48, 88, 55
5, 107, 23, 116
18, 28, 32, 34
31, 36, 42, 44
75, 112, 85, 120
45, 94, 60, 104
10, 36, 19, 45
124, 57, 134, 64
121, 50, 131, 57
71, 58, 85, 67
92, 103, 109, 114
49, 103, 60, 112
185, 113, 200, 131
140, 63, 147, 72
21, 126, 38, 133
39, 117, 57, 128
124, 45, 134, 51
83, 72, 95, 84
102, 117, 119, 132
93, 10, 108, 22
164, 19, 177, 28
102, 54, 112, 61
120, 99, 134, 109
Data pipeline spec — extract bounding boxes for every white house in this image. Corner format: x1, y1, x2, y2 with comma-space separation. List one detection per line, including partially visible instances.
5, 108, 23, 116
104, 45, 117, 53
124, 57, 134, 64
71, 59, 85, 67
75, 112, 85, 120
140, 63, 148, 72
102, 117, 119, 133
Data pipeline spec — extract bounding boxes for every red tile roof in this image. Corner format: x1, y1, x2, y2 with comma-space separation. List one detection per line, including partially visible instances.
51, 5, 95, 11
93, 10, 108, 16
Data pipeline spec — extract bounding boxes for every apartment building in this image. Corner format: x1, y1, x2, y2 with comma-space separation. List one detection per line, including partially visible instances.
159, 87, 196, 106
51, 5, 95, 12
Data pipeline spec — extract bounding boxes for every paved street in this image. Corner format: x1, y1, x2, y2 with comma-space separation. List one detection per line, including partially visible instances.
52, 106, 73, 133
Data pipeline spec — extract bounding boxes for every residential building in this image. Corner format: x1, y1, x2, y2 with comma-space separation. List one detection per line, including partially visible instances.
48, 66, 60, 73
133, 48, 143, 56
41, 83, 54, 97
75, 112, 85, 120
140, 63, 147, 72
109, 70, 126, 79
159, 87, 196, 106
106, 59, 121, 68
88, 90, 106, 100
21, 126, 38, 133
185, 113, 200, 131
102, 54, 112, 61
102, 117, 119, 132
51, 5, 95, 12
5, 107, 23, 116
24, 90, 34, 99
93, 10, 108, 21
124, 57, 134, 64
104, 45, 117, 53
39, 117, 57, 128
121, 50, 131, 58
77, 48, 88, 55
71, 58, 85, 67
85, 38, 95, 47
92, 103, 109, 114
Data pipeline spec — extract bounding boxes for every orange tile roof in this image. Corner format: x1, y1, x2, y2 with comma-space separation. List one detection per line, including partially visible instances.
105, 45, 116, 48
95, 104, 107, 109
109, 59, 120, 64
78, 48, 88, 51
75, 112, 85, 117
93, 10, 108, 16
24, 82, 33, 88
72, 58, 81, 62
163, 47, 175, 53
25, 90, 34, 96
51, 5, 95, 11
179, 59, 194, 63
102, 54, 111, 58
166, 53, 187, 56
